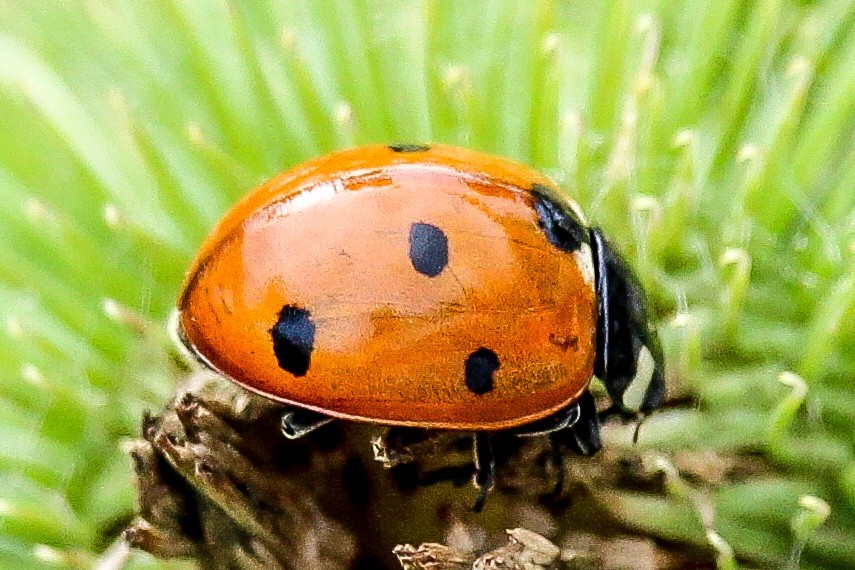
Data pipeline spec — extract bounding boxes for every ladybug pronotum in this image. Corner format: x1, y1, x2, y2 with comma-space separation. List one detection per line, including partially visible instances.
174, 144, 665, 510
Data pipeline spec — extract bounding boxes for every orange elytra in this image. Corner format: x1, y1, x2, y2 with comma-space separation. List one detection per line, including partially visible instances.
176, 143, 664, 441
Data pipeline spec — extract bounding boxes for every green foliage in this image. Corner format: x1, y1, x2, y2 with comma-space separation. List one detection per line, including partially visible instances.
0, 1, 853, 568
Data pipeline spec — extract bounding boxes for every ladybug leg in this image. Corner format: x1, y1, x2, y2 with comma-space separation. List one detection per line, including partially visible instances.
543, 391, 601, 500
472, 432, 495, 512
507, 403, 582, 500
510, 402, 581, 437
545, 433, 567, 499
280, 407, 334, 439
553, 390, 602, 456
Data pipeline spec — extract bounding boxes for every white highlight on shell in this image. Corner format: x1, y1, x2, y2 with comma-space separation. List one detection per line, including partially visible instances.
623, 345, 656, 412
271, 179, 345, 217
574, 241, 595, 287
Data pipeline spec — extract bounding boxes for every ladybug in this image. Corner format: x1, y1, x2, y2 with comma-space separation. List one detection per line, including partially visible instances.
175, 144, 664, 509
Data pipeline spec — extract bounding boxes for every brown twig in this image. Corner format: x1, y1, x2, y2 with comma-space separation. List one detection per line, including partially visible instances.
128, 372, 355, 568
127, 372, 712, 569
394, 528, 560, 570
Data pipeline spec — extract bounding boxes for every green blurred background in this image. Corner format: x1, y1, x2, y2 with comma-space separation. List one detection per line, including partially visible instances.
1, 1, 854, 568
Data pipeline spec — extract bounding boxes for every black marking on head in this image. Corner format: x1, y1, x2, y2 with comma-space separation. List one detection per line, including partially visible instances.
388, 143, 430, 153
591, 228, 665, 414
531, 183, 588, 252
464, 348, 500, 395
409, 222, 449, 277
270, 305, 315, 377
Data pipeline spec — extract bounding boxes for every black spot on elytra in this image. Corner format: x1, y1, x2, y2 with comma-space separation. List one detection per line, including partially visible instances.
270, 305, 315, 376
531, 183, 588, 252
409, 222, 448, 277
388, 143, 430, 153
465, 348, 500, 395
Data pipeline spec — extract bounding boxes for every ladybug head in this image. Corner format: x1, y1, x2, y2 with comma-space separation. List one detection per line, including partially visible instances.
590, 228, 665, 415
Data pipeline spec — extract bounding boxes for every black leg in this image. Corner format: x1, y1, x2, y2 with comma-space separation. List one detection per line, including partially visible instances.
536, 391, 601, 502
547, 432, 566, 499
555, 391, 601, 456
472, 432, 495, 512
280, 407, 333, 439
510, 402, 581, 437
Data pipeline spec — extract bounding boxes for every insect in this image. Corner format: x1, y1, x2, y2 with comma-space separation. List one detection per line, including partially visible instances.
175, 143, 664, 510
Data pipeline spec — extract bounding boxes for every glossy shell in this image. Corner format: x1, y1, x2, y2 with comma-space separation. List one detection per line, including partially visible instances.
178, 145, 597, 430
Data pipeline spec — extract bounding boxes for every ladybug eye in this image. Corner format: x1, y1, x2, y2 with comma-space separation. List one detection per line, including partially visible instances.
270, 305, 315, 377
